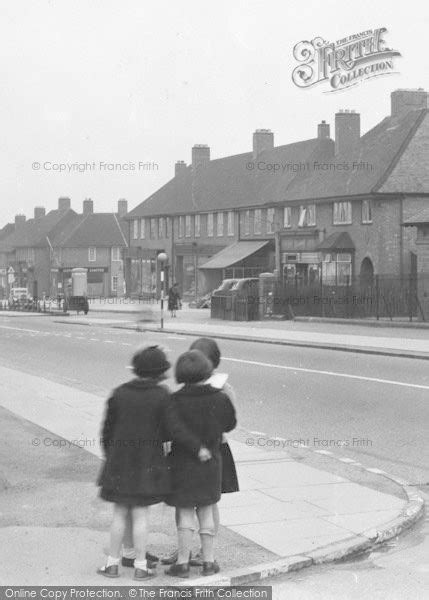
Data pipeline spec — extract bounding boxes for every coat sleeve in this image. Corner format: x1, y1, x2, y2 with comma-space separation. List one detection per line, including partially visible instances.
165, 401, 203, 456
100, 395, 116, 454
218, 394, 237, 434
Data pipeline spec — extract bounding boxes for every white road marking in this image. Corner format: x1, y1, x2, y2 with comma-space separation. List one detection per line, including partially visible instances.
314, 450, 333, 455
89, 338, 100, 342
167, 335, 188, 340
103, 340, 114, 344
339, 458, 358, 463
0, 325, 41, 334
223, 357, 429, 391
121, 342, 132, 346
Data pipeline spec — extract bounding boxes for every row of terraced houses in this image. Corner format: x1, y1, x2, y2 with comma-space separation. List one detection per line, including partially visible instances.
1, 88, 429, 305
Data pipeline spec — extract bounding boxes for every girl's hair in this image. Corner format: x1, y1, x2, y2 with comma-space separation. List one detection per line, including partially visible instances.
175, 349, 213, 384
189, 337, 221, 369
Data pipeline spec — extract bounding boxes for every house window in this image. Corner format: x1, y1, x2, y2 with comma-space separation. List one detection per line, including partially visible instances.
158, 217, 164, 238
267, 208, 275, 234
243, 210, 250, 236
140, 218, 145, 239
322, 253, 352, 285
227, 211, 234, 236
150, 218, 157, 239
185, 215, 192, 237
298, 204, 316, 227
195, 214, 201, 237
111, 275, 118, 293
179, 216, 185, 238
133, 219, 139, 239
333, 201, 352, 224
362, 200, 372, 224
165, 217, 170, 239
88, 247, 96, 262
207, 213, 214, 237
217, 212, 224, 237
111, 247, 121, 262
283, 206, 291, 228
254, 209, 262, 234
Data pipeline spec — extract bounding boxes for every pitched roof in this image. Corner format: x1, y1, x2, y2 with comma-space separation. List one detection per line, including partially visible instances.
128, 108, 429, 219
285, 109, 428, 201
53, 213, 128, 247
127, 139, 327, 218
0, 209, 77, 250
316, 231, 355, 251
0, 223, 14, 241
403, 207, 429, 225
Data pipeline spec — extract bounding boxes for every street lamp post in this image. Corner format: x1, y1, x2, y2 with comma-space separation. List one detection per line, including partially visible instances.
157, 253, 167, 329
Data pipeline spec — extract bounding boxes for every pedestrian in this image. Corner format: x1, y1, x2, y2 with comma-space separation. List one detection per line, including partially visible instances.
97, 345, 172, 581
161, 337, 239, 568
165, 349, 237, 578
168, 283, 181, 317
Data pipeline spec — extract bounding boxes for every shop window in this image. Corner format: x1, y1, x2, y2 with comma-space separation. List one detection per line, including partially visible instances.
322, 253, 352, 285
333, 201, 352, 224
111, 275, 118, 293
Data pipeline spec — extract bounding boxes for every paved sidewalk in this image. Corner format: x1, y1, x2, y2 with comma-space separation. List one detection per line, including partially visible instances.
0, 364, 422, 585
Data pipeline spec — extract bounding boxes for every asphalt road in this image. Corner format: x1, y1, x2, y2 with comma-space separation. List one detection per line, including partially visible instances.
0, 313, 428, 490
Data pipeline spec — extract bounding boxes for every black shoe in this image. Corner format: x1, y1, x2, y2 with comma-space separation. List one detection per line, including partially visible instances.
165, 563, 190, 578
161, 550, 178, 565
122, 555, 158, 569
134, 568, 155, 581
146, 551, 159, 563
189, 551, 203, 567
97, 564, 119, 578
202, 561, 220, 576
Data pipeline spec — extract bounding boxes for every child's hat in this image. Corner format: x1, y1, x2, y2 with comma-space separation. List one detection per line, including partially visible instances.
132, 345, 170, 377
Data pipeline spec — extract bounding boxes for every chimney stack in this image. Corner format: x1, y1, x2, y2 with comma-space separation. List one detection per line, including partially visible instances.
14, 214, 26, 231
318, 120, 330, 139
391, 88, 429, 118
253, 129, 274, 159
58, 196, 71, 212
175, 160, 187, 177
192, 145, 210, 170
83, 198, 94, 215
34, 206, 46, 220
335, 110, 360, 155
117, 199, 128, 217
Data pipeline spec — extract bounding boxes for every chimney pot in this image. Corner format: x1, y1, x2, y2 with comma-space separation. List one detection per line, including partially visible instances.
83, 198, 94, 215
175, 160, 187, 177
58, 197, 71, 211
192, 145, 210, 170
252, 129, 274, 159
318, 121, 330, 139
34, 206, 46, 220
335, 110, 360, 155
14, 214, 26, 230
117, 199, 128, 217
391, 88, 429, 117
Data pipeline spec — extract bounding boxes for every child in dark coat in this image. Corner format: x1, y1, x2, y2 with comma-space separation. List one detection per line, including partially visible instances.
97, 346, 171, 581
165, 350, 237, 578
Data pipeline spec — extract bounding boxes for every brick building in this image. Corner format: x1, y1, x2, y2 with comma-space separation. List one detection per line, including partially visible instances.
126, 88, 429, 298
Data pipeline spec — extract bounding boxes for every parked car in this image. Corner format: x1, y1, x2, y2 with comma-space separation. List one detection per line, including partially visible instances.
9, 287, 33, 309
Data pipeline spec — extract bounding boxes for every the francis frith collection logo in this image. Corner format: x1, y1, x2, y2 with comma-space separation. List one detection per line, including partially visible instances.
292, 28, 401, 92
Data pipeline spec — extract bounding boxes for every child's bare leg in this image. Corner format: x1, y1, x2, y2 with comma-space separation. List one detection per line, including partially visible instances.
213, 503, 220, 536
196, 504, 215, 563
132, 506, 150, 568
109, 504, 129, 559
177, 507, 195, 564
122, 510, 135, 558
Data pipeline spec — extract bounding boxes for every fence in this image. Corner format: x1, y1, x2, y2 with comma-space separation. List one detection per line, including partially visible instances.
271, 274, 427, 321
0, 299, 64, 314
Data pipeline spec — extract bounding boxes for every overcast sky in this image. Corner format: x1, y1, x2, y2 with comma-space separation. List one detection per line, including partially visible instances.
1, 0, 428, 224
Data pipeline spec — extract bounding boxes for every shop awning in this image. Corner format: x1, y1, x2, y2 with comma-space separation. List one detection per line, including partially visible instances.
199, 241, 270, 270
316, 232, 355, 251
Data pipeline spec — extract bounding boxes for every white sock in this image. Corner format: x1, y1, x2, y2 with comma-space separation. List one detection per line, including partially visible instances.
106, 556, 120, 567
134, 559, 148, 571
122, 547, 136, 559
